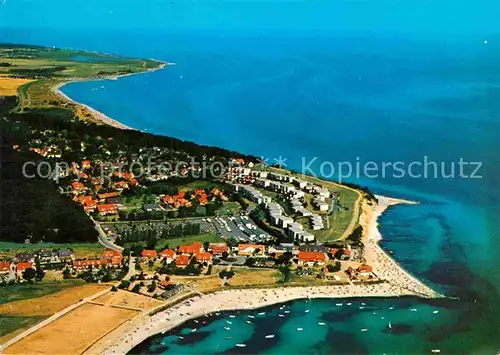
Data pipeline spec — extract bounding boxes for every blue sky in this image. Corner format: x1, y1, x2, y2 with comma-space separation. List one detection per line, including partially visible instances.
1, 0, 499, 37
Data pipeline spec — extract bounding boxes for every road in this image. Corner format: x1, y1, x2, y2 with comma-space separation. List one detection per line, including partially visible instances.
0, 288, 111, 352
91, 217, 123, 251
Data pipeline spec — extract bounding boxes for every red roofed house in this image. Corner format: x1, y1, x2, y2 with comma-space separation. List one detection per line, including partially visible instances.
81, 160, 91, 169
72, 259, 108, 269
72, 181, 85, 193
104, 250, 123, 266
141, 249, 157, 260
16, 261, 33, 272
159, 249, 176, 264
110, 255, 124, 266
209, 243, 228, 256
238, 244, 265, 256
178, 242, 203, 255
175, 254, 191, 268
297, 251, 328, 266
97, 204, 117, 215
97, 192, 120, 201
194, 252, 212, 263
357, 264, 373, 276
0, 261, 11, 275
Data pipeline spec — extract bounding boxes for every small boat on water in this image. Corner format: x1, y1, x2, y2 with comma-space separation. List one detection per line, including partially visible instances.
410, 308, 417, 312
431, 350, 441, 353
224, 336, 232, 340
229, 315, 236, 318
246, 320, 252, 324
179, 336, 184, 340
236, 344, 246, 348
265, 334, 275, 339
347, 303, 352, 306
216, 312, 221, 315
359, 306, 365, 310
278, 314, 285, 317
336, 303, 343, 306
191, 328, 197, 332
194, 320, 199, 323
258, 312, 266, 315
305, 310, 310, 313
248, 315, 255, 318
388, 322, 392, 329
361, 329, 368, 332
389, 307, 394, 310
318, 322, 326, 326
297, 328, 303, 331
361, 302, 366, 306
224, 327, 231, 331
226, 321, 232, 325
433, 310, 439, 314
284, 311, 290, 314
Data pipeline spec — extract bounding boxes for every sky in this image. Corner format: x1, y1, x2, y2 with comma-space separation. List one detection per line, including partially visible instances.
1, 0, 499, 38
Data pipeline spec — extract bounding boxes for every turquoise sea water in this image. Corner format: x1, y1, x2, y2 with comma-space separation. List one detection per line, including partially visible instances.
2, 1, 500, 353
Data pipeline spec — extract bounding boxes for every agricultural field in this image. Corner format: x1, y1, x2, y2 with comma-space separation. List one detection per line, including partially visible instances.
0, 281, 108, 343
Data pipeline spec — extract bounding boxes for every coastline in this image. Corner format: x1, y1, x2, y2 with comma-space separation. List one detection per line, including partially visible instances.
50, 60, 167, 130
86, 194, 443, 355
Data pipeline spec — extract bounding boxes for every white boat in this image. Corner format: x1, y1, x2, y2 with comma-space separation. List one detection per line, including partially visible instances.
284, 311, 290, 314
224, 327, 231, 331
361, 329, 368, 332
305, 310, 310, 313
388, 322, 392, 329
431, 350, 441, 353
318, 322, 326, 326
336, 303, 343, 306
229, 315, 236, 318
278, 314, 285, 317
359, 306, 365, 310
236, 344, 246, 348
194, 320, 199, 323
226, 321, 232, 325
433, 310, 439, 314
297, 328, 303, 331
389, 307, 394, 310
361, 302, 366, 305
265, 334, 275, 339
347, 303, 352, 306
258, 312, 266, 315
410, 308, 417, 312
179, 336, 184, 339
216, 312, 221, 315
191, 328, 197, 332
248, 315, 255, 318
246, 320, 252, 324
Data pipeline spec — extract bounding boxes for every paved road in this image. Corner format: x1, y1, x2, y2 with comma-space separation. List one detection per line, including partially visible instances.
0, 288, 111, 352
92, 217, 123, 251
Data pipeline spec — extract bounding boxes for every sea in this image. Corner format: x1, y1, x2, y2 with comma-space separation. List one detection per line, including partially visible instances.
1, 1, 499, 353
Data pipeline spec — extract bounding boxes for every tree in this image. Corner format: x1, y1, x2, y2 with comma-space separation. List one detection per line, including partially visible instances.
245, 257, 256, 267
279, 266, 291, 283
22, 267, 37, 281
62, 267, 71, 279
148, 280, 157, 293
111, 285, 118, 292
253, 248, 261, 255
118, 279, 131, 289
205, 264, 213, 275
203, 241, 210, 252
35, 257, 45, 281
222, 251, 229, 260
132, 284, 142, 293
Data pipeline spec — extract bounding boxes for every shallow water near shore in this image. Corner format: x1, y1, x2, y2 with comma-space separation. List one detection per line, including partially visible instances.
2, 1, 500, 353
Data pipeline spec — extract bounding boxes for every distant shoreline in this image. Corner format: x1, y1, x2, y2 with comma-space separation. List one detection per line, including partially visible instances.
50, 59, 167, 130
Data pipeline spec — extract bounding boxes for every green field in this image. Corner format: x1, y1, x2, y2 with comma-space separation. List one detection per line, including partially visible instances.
0, 280, 86, 305
0, 315, 45, 338
0, 242, 105, 259
156, 233, 224, 249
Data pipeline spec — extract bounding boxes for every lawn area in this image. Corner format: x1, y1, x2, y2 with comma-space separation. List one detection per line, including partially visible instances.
0, 279, 86, 305
0, 242, 105, 259
156, 233, 224, 249
216, 201, 241, 216
171, 267, 282, 293
0, 315, 45, 339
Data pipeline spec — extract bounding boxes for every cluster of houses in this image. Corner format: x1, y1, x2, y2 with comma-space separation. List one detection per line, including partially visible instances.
71, 249, 124, 270
161, 187, 228, 209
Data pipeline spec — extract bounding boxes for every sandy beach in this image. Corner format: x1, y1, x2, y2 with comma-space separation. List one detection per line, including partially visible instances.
50, 60, 167, 130
86, 194, 443, 355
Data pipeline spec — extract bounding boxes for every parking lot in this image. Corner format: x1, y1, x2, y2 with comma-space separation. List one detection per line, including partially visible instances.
210, 215, 272, 243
